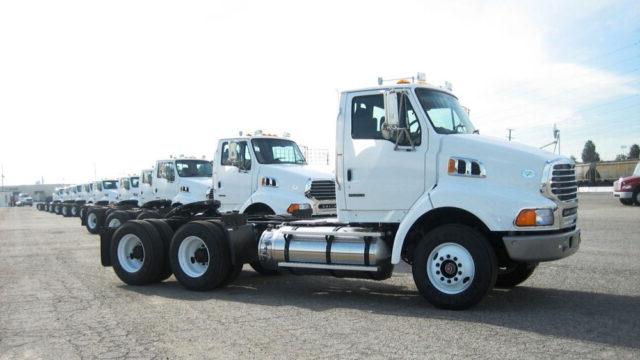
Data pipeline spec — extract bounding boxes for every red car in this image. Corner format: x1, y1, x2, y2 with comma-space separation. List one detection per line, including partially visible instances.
613, 161, 640, 205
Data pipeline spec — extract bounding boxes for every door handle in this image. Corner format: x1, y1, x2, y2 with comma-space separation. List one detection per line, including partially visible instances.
347, 169, 352, 181
217, 181, 221, 188
154, 188, 158, 193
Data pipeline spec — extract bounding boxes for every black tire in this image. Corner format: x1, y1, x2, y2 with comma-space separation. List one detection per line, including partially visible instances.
633, 190, 640, 206
105, 210, 132, 229
137, 210, 162, 220
55, 204, 62, 215
144, 219, 174, 282
495, 262, 538, 288
412, 224, 497, 310
620, 199, 633, 206
249, 261, 280, 276
222, 263, 244, 286
170, 221, 231, 291
85, 208, 105, 234
110, 221, 166, 285
62, 205, 70, 217
70, 205, 79, 217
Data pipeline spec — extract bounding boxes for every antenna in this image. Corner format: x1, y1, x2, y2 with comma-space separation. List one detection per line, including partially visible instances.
507, 128, 514, 141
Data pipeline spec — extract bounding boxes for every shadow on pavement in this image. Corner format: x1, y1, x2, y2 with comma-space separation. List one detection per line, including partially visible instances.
119, 270, 640, 349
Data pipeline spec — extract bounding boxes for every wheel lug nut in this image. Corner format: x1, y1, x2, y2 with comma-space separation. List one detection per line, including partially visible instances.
440, 257, 444, 261
436, 263, 440, 267
458, 271, 462, 275
453, 257, 458, 261
447, 280, 451, 283
454, 277, 458, 281
436, 271, 440, 275
446, 255, 451, 259
458, 263, 462, 267
440, 277, 445, 281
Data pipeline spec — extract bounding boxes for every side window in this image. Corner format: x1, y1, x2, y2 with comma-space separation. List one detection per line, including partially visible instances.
221, 141, 251, 170
398, 95, 422, 146
221, 142, 230, 165
351, 95, 385, 140
157, 163, 163, 179
164, 162, 175, 182
350, 94, 421, 146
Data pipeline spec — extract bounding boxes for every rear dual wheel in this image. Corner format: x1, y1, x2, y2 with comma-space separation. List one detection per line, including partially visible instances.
170, 221, 239, 291
111, 220, 168, 285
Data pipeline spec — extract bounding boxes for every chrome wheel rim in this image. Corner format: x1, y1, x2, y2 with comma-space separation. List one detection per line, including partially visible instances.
108, 218, 122, 228
117, 234, 144, 273
178, 236, 210, 278
427, 242, 475, 295
87, 213, 97, 229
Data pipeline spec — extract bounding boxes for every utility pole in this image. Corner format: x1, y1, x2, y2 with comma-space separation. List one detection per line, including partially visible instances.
507, 128, 514, 141
1, 164, 4, 192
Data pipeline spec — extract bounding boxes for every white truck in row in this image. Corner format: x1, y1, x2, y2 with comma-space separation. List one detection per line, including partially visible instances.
38, 134, 337, 236
99, 80, 581, 309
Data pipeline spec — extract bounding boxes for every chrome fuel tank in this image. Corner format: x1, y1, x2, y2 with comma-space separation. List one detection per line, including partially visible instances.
258, 225, 391, 267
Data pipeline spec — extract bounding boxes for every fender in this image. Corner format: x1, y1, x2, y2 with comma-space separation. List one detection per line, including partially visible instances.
242, 190, 310, 215
390, 192, 434, 264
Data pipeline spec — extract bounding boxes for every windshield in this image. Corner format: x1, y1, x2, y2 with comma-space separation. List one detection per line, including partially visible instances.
415, 88, 475, 135
175, 160, 212, 177
102, 181, 117, 190
634, 162, 640, 176
251, 138, 306, 165
130, 177, 140, 188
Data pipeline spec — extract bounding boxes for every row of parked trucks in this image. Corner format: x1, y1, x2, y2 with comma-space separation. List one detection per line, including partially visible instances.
38, 79, 582, 309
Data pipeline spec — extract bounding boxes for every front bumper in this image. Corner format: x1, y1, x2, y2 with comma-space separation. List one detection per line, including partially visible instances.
613, 191, 633, 199
503, 228, 580, 262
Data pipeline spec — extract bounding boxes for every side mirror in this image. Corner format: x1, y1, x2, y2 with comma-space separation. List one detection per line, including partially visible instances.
382, 91, 400, 140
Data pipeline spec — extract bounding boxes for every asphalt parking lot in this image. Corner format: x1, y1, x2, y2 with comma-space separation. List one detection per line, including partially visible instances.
0, 193, 638, 359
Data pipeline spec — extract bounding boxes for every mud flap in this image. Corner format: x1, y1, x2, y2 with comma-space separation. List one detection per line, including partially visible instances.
100, 228, 116, 267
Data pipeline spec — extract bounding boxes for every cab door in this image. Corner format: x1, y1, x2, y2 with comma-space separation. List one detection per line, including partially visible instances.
155, 161, 175, 201
214, 141, 254, 212
342, 90, 428, 221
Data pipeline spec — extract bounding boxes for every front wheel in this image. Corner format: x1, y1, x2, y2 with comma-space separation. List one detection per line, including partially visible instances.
633, 190, 640, 206
412, 224, 497, 310
620, 199, 633, 206
495, 262, 538, 288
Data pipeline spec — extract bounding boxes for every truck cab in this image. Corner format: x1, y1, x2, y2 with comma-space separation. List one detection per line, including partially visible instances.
154, 158, 211, 206
117, 176, 140, 202
212, 134, 337, 216
89, 180, 119, 204
613, 161, 640, 205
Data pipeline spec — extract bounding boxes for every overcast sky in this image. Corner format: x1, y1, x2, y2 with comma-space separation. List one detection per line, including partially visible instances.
1, 0, 639, 185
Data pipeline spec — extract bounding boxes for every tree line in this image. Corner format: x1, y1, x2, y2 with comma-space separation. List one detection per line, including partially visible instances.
578, 141, 640, 163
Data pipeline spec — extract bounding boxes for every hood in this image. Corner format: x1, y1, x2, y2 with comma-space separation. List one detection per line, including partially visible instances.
179, 177, 211, 191
617, 175, 640, 185
258, 164, 334, 195
439, 134, 565, 193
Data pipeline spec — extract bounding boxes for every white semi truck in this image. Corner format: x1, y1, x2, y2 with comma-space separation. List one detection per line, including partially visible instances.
117, 176, 141, 202
212, 134, 336, 216
101, 80, 580, 309
82, 159, 212, 234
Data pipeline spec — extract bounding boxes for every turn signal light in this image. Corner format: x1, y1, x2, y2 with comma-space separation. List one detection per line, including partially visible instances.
515, 209, 537, 226
515, 208, 554, 227
287, 203, 311, 214
448, 159, 456, 174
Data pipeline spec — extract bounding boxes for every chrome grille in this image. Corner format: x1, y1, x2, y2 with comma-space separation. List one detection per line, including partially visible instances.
307, 180, 336, 200
551, 163, 577, 202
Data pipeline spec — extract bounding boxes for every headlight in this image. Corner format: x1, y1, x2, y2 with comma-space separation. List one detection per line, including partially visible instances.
515, 208, 554, 227
621, 184, 632, 190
